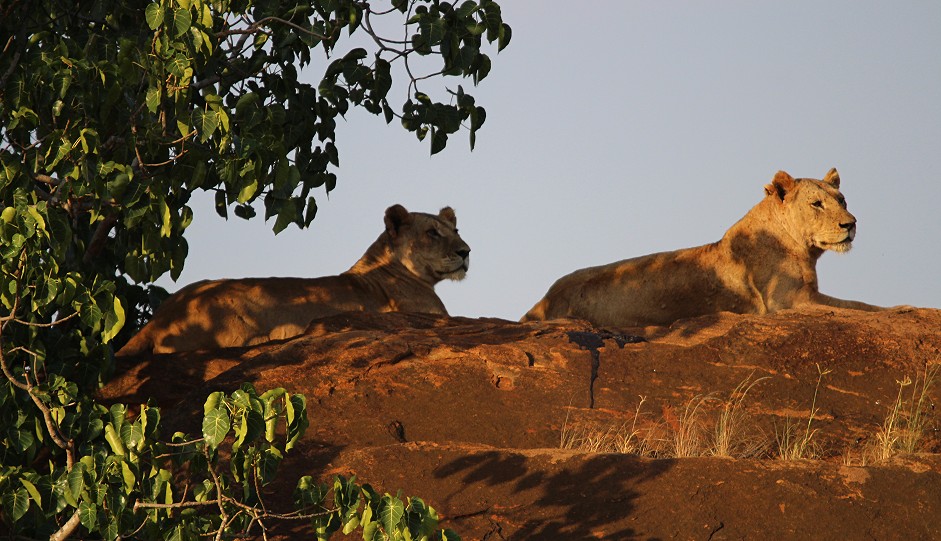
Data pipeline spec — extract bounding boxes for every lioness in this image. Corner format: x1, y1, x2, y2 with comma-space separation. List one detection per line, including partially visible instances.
117, 204, 470, 355
523, 168, 890, 327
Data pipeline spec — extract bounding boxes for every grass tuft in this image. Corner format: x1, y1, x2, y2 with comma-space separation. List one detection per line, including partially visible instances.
560, 396, 657, 456
711, 373, 769, 458
670, 393, 713, 458
776, 364, 831, 461
867, 361, 939, 461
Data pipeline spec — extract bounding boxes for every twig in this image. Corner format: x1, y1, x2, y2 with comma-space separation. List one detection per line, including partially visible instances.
217, 16, 329, 40
11, 311, 79, 328
134, 499, 221, 511
0, 28, 24, 89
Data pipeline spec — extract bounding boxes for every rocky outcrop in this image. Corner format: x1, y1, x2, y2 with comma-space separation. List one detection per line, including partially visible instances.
102, 307, 941, 539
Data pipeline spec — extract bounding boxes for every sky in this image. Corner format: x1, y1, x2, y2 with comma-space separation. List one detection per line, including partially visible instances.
159, 2, 941, 321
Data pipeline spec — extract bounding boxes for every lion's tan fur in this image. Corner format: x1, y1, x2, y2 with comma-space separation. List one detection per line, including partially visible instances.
523, 169, 888, 327
118, 205, 470, 355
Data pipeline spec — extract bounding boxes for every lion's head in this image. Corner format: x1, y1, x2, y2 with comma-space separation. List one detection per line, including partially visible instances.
383, 204, 471, 283
765, 168, 857, 253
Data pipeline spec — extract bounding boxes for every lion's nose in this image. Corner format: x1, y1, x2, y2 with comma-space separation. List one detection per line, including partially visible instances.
456, 248, 470, 259
842, 220, 856, 241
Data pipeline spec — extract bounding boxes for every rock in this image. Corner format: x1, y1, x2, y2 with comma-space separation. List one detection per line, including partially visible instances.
101, 308, 941, 539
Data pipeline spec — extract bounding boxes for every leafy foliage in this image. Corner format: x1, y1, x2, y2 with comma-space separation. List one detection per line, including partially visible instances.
1, 384, 456, 538
0, 0, 509, 537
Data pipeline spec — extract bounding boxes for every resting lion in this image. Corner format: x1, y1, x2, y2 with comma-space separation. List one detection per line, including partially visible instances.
117, 204, 470, 355
523, 168, 891, 327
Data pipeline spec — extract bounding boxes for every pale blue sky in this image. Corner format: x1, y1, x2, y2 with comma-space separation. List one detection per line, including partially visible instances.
161, 2, 941, 320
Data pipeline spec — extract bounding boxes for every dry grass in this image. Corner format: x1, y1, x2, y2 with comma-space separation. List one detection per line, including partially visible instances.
710, 373, 770, 458
561, 361, 937, 464
560, 396, 658, 456
896, 362, 939, 452
670, 393, 713, 458
862, 361, 940, 463
775, 364, 831, 461
560, 375, 770, 459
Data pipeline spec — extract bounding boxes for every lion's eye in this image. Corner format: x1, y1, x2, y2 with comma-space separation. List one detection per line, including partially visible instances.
811, 200, 824, 209
426, 229, 441, 239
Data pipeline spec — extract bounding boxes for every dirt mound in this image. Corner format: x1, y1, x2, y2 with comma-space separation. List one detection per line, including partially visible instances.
101, 308, 941, 539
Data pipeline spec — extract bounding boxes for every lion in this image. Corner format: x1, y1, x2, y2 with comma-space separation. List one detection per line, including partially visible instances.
117, 204, 470, 355
522, 168, 892, 327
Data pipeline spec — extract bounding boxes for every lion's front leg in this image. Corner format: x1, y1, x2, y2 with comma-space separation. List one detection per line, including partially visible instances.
806, 291, 888, 311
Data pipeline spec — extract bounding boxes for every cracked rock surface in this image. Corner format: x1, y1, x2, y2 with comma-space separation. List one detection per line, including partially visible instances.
101, 308, 941, 540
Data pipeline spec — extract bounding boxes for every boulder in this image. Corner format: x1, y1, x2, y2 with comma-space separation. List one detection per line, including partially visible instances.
101, 307, 941, 539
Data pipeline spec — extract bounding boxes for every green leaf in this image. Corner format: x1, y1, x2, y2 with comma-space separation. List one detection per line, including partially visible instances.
237, 180, 258, 203
80, 298, 103, 331
202, 407, 230, 450
285, 393, 308, 451
105, 423, 126, 456
214, 189, 228, 219
20, 478, 42, 508
304, 196, 318, 227
121, 416, 144, 451
256, 447, 283, 485
102, 296, 125, 343
160, 198, 172, 237
498, 23, 512, 51
271, 202, 297, 235
171, 8, 193, 38
474, 53, 491, 83
166, 524, 184, 541
27, 206, 46, 232
10, 425, 35, 452
440, 529, 462, 541
197, 110, 219, 143
233, 409, 263, 452
342, 514, 360, 534
430, 128, 448, 155
166, 56, 190, 78
484, 4, 503, 40
145, 3, 165, 30
233, 204, 256, 220
429, 18, 447, 45
378, 495, 405, 535
79, 500, 98, 530
457, 1, 479, 18
1, 488, 30, 522
204, 391, 223, 414
121, 460, 136, 494
362, 520, 379, 540
68, 463, 86, 501
103, 517, 119, 540
294, 476, 327, 508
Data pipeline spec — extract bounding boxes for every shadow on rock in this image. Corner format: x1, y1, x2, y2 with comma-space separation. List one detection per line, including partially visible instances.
434, 450, 672, 540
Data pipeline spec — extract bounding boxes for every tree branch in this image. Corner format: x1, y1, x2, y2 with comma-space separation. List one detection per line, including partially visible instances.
0, 28, 25, 89
134, 499, 221, 511
217, 16, 330, 40
83, 214, 119, 264
49, 509, 81, 541
0, 290, 76, 466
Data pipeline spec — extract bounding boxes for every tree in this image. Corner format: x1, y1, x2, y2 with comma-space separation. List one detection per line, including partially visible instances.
0, 0, 509, 537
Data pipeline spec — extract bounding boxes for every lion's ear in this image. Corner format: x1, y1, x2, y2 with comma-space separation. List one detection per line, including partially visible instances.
384, 204, 411, 237
822, 168, 840, 188
438, 207, 457, 227
765, 171, 796, 201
